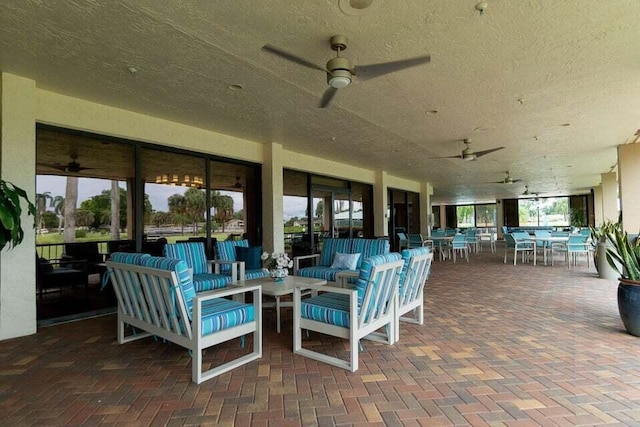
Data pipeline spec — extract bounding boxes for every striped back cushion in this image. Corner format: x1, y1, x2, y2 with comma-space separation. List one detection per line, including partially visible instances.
320, 239, 353, 267
400, 247, 431, 291
356, 252, 402, 313
351, 239, 390, 269
164, 242, 208, 275
215, 239, 249, 273
110, 252, 150, 265
141, 256, 196, 320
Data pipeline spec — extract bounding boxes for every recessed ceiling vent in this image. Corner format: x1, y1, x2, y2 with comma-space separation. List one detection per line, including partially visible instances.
339, 0, 382, 15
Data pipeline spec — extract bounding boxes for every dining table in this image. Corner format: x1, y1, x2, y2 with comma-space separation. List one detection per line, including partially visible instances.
530, 235, 570, 265
424, 236, 454, 261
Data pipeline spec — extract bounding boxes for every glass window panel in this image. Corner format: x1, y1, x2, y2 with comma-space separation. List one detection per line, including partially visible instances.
456, 205, 475, 228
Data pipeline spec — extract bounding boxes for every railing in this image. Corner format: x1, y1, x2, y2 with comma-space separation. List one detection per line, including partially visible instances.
37, 240, 115, 260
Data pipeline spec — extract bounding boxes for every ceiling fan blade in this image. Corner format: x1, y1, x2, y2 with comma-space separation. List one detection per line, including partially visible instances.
355, 54, 431, 82
261, 45, 326, 73
319, 87, 338, 108
37, 162, 67, 172
428, 155, 462, 160
475, 146, 505, 158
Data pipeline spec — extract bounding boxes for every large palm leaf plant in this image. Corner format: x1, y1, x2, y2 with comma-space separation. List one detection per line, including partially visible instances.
0, 180, 36, 251
606, 228, 640, 281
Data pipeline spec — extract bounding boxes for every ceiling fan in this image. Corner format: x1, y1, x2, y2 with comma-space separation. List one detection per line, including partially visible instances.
492, 171, 522, 184
429, 139, 505, 161
218, 176, 244, 190
522, 186, 540, 200
262, 35, 431, 108
37, 154, 94, 173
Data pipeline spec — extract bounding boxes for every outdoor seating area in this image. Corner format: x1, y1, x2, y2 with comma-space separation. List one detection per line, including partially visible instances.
4, 247, 636, 425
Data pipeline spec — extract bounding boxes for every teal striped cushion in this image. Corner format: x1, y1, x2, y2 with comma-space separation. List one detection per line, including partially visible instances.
215, 239, 249, 274
297, 266, 347, 282
320, 239, 352, 267
351, 239, 390, 268
192, 273, 231, 291
356, 253, 402, 315
300, 293, 350, 327
244, 268, 269, 280
141, 256, 196, 320
164, 242, 208, 275
400, 247, 431, 292
199, 298, 255, 336
110, 252, 151, 265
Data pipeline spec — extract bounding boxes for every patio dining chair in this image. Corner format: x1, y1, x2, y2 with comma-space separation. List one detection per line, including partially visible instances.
504, 233, 535, 265
552, 234, 592, 268
449, 234, 470, 263
397, 232, 409, 250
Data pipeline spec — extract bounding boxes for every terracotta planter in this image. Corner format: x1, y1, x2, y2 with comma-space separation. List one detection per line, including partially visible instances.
617, 278, 640, 337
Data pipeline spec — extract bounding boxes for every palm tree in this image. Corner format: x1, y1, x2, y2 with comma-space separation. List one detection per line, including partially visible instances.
184, 188, 206, 234
168, 193, 188, 234
211, 191, 234, 233
35, 191, 52, 231
51, 195, 64, 234
110, 180, 120, 239
64, 177, 78, 242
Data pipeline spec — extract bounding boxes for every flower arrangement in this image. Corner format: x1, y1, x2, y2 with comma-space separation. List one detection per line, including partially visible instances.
261, 251, 293, 270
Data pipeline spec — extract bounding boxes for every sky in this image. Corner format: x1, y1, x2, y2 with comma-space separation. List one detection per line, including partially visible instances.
36, 176, 244, 213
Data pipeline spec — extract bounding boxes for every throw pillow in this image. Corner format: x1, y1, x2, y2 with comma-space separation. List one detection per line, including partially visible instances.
235, 246, 263, 270
330, 252, 360, 270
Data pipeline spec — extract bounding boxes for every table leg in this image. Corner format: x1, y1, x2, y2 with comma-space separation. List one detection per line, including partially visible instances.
276, 295, 281, 333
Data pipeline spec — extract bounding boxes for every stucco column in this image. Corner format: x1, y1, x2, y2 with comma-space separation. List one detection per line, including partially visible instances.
262, 143, 284, 253
593, 185, 604, 226
420, 182, 433, 237
439, 205, 447, 229
0, 73, 37, 339
618, 144, 640, 234
601, 171, 618, 223
374, 170, 388, 237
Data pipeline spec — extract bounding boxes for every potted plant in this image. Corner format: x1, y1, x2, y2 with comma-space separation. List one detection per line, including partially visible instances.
0, 180, 36, 251
590, 219, 622, 280
606, 227, 640, 336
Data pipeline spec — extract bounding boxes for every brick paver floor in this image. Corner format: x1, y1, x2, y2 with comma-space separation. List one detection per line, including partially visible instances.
1, 246, 639, 426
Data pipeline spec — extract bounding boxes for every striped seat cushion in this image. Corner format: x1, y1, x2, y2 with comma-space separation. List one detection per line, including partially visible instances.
164, 242, 208, 275
300, 293, 350, 328
245, 268, 270, 280
199, 298, 255, 336
297, 266, 346, 282
192, 273, 232, 291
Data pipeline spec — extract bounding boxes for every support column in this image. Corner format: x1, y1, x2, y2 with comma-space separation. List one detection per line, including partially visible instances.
262, 143, 284, 253
420, 182, 433, 237
0, 73, 37, 340
374, 171, 388, 237
618, 144, 640, 234
439, 205, 447, 229
593, 185, 604, 226
601, 171, 618, 223
496, 199, 505, 239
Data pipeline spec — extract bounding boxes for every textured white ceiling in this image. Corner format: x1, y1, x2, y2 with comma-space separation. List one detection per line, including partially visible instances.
2, 0, 640, 203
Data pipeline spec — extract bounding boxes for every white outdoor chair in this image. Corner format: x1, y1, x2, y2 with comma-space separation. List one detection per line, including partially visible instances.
293, 253, 404, 372
395, 248, 433, 342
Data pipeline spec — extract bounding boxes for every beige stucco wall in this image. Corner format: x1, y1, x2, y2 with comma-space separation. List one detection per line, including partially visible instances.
0, 74, 37, 339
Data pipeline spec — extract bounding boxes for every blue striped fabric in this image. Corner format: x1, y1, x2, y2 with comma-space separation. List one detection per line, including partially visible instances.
141, 256, 196, 319
199, 298, 255, 336
320, 239, 352, 267
164, 242, 208, 275
400, 247, 431, 292
192, 273, 231, 291
214, 240, 268, 279
351, 239, 390, 269
300, 293, 351, 327
110, 252, 151, 265
356, 253, 402, 314
297, 266, 346, 282
215, 239, 249, 274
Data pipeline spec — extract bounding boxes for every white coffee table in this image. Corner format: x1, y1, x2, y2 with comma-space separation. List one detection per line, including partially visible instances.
232, 275, 327, 333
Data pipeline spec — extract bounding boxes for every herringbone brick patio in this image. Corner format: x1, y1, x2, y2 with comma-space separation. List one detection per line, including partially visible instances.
1, 247, 639, 426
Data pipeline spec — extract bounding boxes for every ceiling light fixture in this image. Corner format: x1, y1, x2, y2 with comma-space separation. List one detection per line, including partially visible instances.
327, 70, 352, 88
127, 66, 138, 74
155, 174, 204, 188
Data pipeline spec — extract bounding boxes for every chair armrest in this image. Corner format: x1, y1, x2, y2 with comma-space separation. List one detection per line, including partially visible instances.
295, 282, 356, 296
293, 254, 320, 275
196, 284, 261, 302
209, 260, 243, 282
